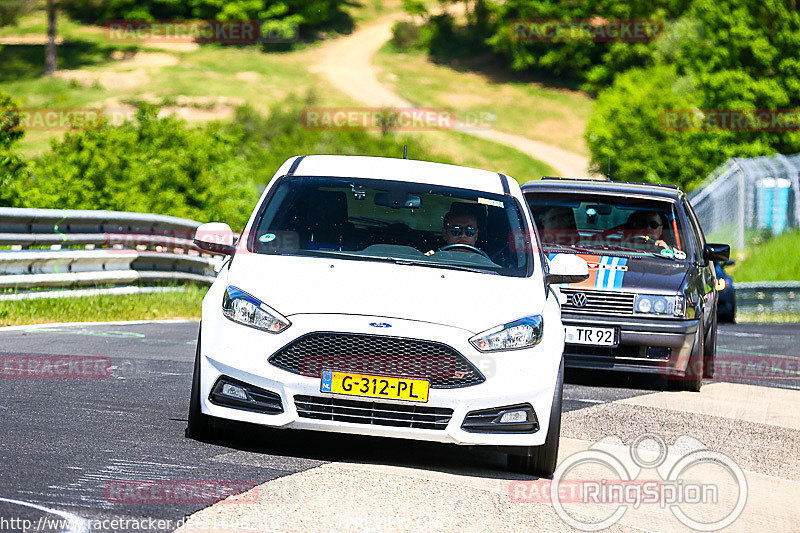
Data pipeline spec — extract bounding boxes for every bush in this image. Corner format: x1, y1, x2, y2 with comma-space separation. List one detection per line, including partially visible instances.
391, 20, 421, 49
2, 94, 449, 229
0, 91, 28, 206
16, 106, 258, 229
62, 0, 351, 37
586, 0, 800, 189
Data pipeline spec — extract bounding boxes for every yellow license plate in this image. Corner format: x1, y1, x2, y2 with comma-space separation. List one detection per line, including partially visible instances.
320, 371, 429, 403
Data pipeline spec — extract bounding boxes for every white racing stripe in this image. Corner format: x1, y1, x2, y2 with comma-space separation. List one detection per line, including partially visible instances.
0, 497, 88, 533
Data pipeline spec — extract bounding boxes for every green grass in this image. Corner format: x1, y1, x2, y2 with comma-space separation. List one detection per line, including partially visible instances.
736, 312, 800, 323
730, 230, 800, 282
414, 129, 554, 181
375, 45, 594, 156
0, 286, 206, 326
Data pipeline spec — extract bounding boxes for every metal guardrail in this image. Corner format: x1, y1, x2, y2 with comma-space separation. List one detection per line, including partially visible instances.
0, 208, 221, 293
2, 209, 798, 312
735, 281, 800, 314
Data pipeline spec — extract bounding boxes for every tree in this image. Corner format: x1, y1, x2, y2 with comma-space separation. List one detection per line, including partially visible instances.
45, 0, 57, 75
585, 0, 800, 189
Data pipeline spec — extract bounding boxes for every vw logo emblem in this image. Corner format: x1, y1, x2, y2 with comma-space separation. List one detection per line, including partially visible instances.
571, 292, 588, 308
369, 322, 392, 328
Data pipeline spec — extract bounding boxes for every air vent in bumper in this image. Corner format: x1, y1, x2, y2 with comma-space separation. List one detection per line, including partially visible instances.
294, 395, 452, 430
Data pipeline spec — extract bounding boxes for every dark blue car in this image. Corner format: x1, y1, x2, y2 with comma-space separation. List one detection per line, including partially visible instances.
714, 260, 736, 323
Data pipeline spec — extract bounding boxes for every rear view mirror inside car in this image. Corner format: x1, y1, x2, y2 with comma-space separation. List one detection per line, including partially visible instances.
374, 191, 422, 209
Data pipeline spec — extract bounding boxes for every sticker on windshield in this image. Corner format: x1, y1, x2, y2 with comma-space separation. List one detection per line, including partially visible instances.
674, 250, 687, 260
259, 233, 277, 243
660, 248, 675, 258
478, 197, 503, 208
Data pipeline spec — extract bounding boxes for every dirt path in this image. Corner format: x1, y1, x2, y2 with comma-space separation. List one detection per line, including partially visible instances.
311, 16, 593, 177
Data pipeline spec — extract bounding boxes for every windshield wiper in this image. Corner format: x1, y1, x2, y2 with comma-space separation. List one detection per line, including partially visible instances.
391, 259, 500, 275
300, 250, 500, 274
542, 243, 604, 255
592, 244, 670, 258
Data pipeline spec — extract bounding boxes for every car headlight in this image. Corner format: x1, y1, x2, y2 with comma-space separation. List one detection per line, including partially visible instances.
222, 286, 290, 333
634, 294, 684, 317
470, 316, 543, 352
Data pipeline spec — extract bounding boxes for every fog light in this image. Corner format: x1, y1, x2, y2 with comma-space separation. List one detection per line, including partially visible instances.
221, 383, 248, 400
499, 410, 528, 424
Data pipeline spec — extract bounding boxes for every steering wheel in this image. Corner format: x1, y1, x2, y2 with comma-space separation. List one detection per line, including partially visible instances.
438, 243, 491, 260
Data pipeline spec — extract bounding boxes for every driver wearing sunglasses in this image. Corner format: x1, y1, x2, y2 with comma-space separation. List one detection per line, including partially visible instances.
425, 205, 481, 256
443, 212, 479, 248
627, 211, 669, 249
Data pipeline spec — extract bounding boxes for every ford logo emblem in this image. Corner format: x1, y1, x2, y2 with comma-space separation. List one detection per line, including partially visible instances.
369, 322, 392, 328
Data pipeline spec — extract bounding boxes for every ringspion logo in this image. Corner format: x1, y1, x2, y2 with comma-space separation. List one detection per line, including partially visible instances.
509, 433, 747, 531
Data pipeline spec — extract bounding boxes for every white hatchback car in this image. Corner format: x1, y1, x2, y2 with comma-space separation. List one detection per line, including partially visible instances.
188, 155, 587, 475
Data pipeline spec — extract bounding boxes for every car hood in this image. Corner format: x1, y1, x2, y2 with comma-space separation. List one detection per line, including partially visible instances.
227, 253, 545, 334
548, 252, 689, 294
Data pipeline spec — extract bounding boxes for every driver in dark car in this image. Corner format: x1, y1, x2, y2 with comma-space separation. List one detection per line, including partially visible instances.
626, 211, 669, 249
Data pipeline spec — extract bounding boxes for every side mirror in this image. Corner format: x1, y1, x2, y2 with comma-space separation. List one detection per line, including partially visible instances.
704, 243, 730, 263
723, 259, 736, 267
546, 253, 589, 286
194, 222, 236, 255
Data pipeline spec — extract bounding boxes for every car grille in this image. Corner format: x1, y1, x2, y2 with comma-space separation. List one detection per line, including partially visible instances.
294, 395, 453, 430
560, 288, 635, 315
269, 332, 484, 388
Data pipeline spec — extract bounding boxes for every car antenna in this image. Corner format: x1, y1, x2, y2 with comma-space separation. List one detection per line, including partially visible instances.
607, 155, 611, 181
403, 145, 408, 159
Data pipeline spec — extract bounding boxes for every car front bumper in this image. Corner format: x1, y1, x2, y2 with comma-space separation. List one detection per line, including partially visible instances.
561, 313, 699, 375
198, 309, 563, 448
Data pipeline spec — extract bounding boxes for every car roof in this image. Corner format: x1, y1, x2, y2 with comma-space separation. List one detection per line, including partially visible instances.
521, 178, 684, 200
285, 155, 510, 195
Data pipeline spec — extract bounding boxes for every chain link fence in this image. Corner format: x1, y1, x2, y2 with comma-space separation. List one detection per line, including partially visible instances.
688, 153, 800, 250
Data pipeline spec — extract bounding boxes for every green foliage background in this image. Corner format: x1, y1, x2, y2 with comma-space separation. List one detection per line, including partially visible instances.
399, 0, 800, 189
0, 92, 448, 231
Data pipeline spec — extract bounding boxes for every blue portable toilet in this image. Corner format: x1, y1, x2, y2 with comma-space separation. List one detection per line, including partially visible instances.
756, 178, 791, 234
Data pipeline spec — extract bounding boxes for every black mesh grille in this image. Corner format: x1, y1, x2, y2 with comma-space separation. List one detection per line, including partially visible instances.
561, 289, 636, 315
294, 395, 453, 430
269, 332, 484, 388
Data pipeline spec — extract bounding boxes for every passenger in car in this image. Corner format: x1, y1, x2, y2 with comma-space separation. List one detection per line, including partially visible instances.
537, 206, 577, 245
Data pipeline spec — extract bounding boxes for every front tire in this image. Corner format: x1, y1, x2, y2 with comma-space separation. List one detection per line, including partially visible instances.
703, 311, 717, 379
186, 326, 216, 439
673, 325, 704, 392
507, 359, 563, 477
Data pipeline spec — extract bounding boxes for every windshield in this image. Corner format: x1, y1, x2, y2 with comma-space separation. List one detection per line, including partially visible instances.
526, 192, 690, 260
249, 176, 533, 277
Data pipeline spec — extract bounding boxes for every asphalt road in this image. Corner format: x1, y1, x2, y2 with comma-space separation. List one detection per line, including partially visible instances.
0, 321, 796, 532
